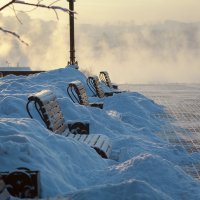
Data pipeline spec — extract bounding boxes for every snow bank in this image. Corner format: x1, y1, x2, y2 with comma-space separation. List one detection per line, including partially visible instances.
0, 67, 200, 199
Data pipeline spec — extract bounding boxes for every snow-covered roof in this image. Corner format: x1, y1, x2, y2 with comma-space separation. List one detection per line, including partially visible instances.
0, 66, 31, 71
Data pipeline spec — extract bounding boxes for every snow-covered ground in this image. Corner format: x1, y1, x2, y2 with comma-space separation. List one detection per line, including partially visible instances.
1, 67, 200, 200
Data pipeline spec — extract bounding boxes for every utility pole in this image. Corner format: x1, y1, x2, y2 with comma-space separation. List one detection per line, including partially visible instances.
67, 0, 78, 68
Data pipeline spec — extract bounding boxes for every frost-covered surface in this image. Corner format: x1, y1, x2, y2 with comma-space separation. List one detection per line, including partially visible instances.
0, 67, 200, 200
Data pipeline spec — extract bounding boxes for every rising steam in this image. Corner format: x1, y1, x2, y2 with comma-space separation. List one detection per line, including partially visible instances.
1, 13, 200, 83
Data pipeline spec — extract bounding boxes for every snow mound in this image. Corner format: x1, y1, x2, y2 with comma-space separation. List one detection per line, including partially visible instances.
0, 67, 200, 199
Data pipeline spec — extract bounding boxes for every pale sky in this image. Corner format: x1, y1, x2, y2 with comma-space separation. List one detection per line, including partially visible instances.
76, 0, 200, 24
1, 0, 200, 24
1, 0, 200, 83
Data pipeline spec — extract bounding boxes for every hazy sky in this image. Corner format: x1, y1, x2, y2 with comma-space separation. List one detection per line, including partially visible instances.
76, 0, 200, 24
1, 0, 200, 83
1, 0, 200, 24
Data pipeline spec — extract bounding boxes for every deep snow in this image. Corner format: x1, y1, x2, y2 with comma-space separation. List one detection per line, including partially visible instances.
0, 67, 200, 199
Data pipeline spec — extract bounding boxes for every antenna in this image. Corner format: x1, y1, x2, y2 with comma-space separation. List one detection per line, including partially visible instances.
67, 0, 78, 68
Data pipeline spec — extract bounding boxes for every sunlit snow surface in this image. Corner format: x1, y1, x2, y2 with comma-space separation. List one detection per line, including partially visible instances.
0, 68, 200, 200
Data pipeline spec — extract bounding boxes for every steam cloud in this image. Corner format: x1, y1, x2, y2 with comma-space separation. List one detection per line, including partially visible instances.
1, 13, 200, 83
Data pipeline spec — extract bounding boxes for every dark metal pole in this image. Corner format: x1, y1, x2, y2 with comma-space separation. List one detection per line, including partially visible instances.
67, 0, 77, 66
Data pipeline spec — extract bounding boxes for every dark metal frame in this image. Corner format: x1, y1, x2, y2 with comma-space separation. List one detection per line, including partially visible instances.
67, 0, 77, 66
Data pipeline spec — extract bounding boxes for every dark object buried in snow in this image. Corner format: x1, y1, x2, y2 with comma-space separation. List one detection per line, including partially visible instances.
99, 71, 125, 93
99, 71, 119, 90
26, 89, 112, 158
67, 80, 103, 109
87, 76, 114, 98
0, 168, 40, 199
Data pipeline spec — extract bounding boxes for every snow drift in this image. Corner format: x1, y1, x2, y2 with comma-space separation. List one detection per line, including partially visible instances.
0, 67, 200, 199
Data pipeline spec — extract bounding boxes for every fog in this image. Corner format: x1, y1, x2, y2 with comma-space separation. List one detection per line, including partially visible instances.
1, 13, 200, 83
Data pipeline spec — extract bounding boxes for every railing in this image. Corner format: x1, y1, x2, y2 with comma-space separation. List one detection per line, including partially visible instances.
0, 71, 45, 77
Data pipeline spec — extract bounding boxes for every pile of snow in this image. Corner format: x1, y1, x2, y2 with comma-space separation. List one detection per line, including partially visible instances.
0, 67, 200, 199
